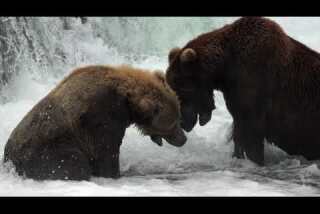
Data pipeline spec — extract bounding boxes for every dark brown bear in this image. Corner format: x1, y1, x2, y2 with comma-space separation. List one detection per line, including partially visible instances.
4, 65, 186, 180
166, 17, 320, 166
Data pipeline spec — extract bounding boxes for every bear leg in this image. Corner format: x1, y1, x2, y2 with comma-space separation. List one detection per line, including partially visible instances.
22, 143, 91, 181
232, 142, 245, 159
91, 146, 120, 179
233, 121, 265, 166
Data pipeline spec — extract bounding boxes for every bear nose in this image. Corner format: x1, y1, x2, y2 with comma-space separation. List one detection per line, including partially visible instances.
175, 133, 187, 147
164, 127, 187, 147
181, 121, 195, 132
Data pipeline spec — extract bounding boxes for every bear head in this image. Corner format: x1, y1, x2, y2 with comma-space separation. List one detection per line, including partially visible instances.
165, 47, 220, 132
132, 70, 187, 147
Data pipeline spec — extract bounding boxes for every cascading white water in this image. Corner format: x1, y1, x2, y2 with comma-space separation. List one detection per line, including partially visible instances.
1, 17, 320, 196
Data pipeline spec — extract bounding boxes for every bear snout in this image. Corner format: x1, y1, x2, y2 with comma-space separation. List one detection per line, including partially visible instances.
180, 105, 198, 132
199, 111, 212, 126
164, 127, 187, 147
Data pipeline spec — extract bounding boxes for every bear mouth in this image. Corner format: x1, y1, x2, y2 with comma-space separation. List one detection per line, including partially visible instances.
181, 110, 213, 132
150, 128, 187, 147
150, 135, 163, 146
163, 129, 187, 147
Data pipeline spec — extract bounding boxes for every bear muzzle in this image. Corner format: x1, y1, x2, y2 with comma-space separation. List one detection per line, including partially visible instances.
150, 127, 187, 147
163, 127, 187, 147
180, 105, 198, 132
150, 135, 163, 146
199, 111, 213, 126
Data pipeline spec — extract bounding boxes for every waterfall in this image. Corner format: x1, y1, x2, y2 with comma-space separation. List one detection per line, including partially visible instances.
0, 17, 236, 92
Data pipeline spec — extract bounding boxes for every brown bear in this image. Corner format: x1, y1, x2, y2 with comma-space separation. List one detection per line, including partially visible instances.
166, 17, 320, 166
4, 65, 186, 180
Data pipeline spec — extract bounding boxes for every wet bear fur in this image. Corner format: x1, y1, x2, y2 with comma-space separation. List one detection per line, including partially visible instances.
4, 65, 186, 180
166, 17, 320, 165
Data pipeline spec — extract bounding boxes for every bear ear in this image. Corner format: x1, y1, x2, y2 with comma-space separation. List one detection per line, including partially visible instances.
169, 47, 181, 63
180, 48, 197, 64
137, 97, 160, 123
